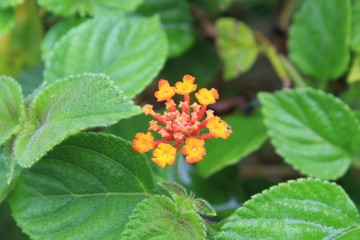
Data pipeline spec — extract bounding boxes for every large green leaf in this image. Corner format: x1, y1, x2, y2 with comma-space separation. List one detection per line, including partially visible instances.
217, 178, 360, 239
138, 0, 194, 57
0, 151, 10, 203
259, 88, 360, 179
0, 76, 25, 146
41, 18, 85, 60
44, 16, 168, 98
14, 73, 141, 168
198, 110, 267, 178
216, 18, 258, 80
9, 133, 155, 239
288, 0, 351, 81
38, 0, 142, 16
352, 0, 360, 52
122, 195, 206, 239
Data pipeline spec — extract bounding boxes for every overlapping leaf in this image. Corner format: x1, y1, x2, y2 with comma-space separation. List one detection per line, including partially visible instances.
216, 18, 258, 80
38, 0, 142, 16
0, 0, 22, 8
138, 0, 194, 57
122, 195, 206, 239
0, 76, 25, 146
288, 0, 351, 81
9, 133, 155, 239
259, 88, 360, 179
14, 73, 141, 168
44, 16, 168, 98
217, 179, 360, 239
0, 8, 14, 36
198, 110, 267, 178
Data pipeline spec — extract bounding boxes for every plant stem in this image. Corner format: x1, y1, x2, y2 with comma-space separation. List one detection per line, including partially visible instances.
280, 55, 307, 88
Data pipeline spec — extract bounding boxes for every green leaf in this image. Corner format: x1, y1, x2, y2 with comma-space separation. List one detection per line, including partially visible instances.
38, 0, 142, 16
193, 198, 217, 217
9, 132, 155, 239
288, 0, 351, 81
0, 151, 11, 203
259, 88, 360, 179
14, 73, 141, 168
348, 54, 360, 84
335, 226, 360, 239
41, 18, 85, 60
138, 0, 194, 58
0, 76, 25, 146
122, 195, 206, 239
44, 16, 168, 98
352, 0, 360, 52
0, 0, 22, 8
217, 178, 360, 239
0, 8, 14, 37
159, 181, 187, 197
216, 18, 258, 80
198, 110, 268, 178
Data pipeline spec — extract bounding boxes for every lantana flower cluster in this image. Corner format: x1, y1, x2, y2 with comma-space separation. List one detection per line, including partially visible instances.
132, 74, 232, 168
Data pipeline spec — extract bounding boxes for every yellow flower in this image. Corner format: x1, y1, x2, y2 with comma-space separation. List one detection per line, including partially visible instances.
132, 132, 155, 153
195, 88, 219, 105
206, 117, 232, 139
175, 74, 197, 95
182, 138, 206, 163
152, 143, 177, 168
154, 79, 175, 102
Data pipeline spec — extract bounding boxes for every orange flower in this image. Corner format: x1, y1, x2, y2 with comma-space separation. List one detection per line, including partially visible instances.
152, 143, 177, 168
195, 88, 219, 105
154, 79, 175, 102
132, 74, 232, 168
132, 132, 155, 153
182, 138, 206, 163
175, 74, 197, 95
206, 117, 232, 139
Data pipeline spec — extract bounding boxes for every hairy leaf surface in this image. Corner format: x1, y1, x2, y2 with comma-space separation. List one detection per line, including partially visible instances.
122, 195, 206, 239
259, 88, 360, 179
44, 16, 168, 98
0, 76, 25, 146
10, 133, 155, 239
217, 179, 360, 239
14, 73, 140, 168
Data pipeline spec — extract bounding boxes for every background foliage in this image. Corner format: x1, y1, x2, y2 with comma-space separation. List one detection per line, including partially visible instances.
1, 0, 360, 239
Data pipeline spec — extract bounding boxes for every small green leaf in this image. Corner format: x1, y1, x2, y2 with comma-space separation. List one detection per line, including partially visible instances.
216, 18, 258, 80
0, 0, 22, 8
193, 198, 217, 217
159, 181, 187, 197
352, 0, 360, 52
14, 73, 141, 168
44, 16, 168, 98
0, 150, 10, 203
0, 8, 14, 36
41, 18, 85, 60
0, 76, 25, 146
122, 195, 206, 239
348, 54, 360, 84
217, 178, 360, 239
9, 132, 155, 239
259, 88, 360, 179
38, 0, 142, 16
198, 110, 268, 178
138, 0, 194, 57
288, 0, 351, 81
